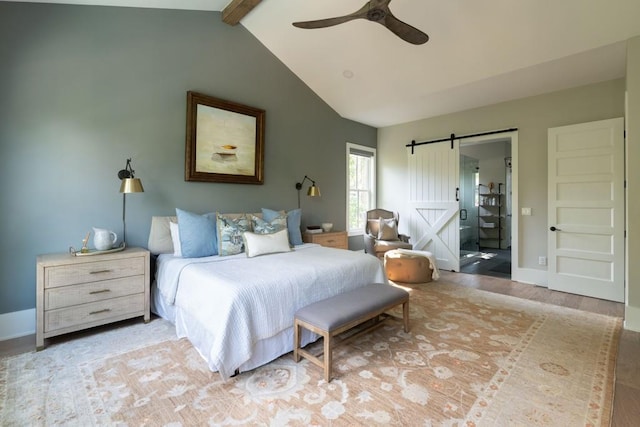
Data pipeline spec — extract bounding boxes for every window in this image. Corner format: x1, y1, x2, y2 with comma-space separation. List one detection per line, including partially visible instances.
346, 143, 376, 236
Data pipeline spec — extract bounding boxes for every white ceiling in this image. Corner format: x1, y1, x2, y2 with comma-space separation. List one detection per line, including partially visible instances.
10, 0, 640, 127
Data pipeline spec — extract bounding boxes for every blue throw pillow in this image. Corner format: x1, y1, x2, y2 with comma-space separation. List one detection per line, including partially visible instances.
262, 208, 303, 246
176, 208, 218, 258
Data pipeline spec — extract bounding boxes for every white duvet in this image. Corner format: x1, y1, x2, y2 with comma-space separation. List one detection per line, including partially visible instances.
155, 244, 386, 379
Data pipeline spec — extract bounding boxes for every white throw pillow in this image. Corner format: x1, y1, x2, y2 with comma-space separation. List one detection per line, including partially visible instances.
169, 221, 182, 257
242, 229, 291, 258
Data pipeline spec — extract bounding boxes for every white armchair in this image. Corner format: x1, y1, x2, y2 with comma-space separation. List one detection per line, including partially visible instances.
363, 209, 412, 258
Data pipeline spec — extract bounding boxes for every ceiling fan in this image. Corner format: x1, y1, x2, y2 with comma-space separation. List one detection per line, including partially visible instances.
292, 0, 429, 45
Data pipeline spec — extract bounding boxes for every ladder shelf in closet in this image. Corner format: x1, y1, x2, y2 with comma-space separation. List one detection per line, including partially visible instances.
477, 188, 503, 250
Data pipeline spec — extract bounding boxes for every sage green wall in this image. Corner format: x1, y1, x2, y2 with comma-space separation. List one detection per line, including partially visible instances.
377, 78, 625, 273
0, 2, 376, 315
626, 36, 640, 331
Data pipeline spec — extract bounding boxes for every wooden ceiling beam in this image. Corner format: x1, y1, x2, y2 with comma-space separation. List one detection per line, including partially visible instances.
222, 0, 262, 26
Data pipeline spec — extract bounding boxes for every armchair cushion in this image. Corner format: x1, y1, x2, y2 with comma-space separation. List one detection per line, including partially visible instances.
374, 240, 412, 253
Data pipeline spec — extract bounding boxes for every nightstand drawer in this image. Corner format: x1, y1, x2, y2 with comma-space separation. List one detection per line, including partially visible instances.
45, 275, 146, 310
313, 234, 347, 248
46, 257, 145, 288
303, 231, 348, 249
44, 293, 145, 333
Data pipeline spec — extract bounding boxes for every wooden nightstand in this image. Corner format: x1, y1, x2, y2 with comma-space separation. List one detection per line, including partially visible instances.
303, 231, 348, 249
36, 246, 150, 350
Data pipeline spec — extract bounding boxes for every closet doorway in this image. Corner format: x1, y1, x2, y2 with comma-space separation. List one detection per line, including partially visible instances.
459, 138, 513, 279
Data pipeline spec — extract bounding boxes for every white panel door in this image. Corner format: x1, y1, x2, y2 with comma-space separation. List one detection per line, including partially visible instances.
548, 118, 624, 302
408, 140, 460, 271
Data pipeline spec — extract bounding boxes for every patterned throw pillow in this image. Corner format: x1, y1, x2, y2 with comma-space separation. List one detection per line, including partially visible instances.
251, 214, 287, 235
216, 214, 252, 256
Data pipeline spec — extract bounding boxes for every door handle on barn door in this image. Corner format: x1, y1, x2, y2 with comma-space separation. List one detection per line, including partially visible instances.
455, 187, 459, 201
550, 226, 561, 232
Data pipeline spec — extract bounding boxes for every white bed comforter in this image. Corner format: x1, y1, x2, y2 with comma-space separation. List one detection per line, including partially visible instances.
155, 244, 385, 379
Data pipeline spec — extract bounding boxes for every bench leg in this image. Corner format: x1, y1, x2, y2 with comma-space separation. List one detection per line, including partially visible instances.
402, 300, 410, 332
293, 320, 301, 362
324, 332, 332, 382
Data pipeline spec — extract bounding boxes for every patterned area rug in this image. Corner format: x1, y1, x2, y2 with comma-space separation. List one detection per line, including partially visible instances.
1, 282, 621, 426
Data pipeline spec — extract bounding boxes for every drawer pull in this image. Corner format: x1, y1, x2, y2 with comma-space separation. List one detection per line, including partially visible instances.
327, 240, 335, 243
89, 309, 111, 316
89, 289, 111, 295
90, 269, 112, 274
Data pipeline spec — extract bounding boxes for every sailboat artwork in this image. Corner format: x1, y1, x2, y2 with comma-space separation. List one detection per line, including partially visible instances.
212, 144, 238, 162
185, 91, 265, 184
195, 105, 256, 176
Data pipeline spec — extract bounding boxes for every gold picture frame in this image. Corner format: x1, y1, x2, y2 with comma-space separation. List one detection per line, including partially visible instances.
185, 91, 265, 184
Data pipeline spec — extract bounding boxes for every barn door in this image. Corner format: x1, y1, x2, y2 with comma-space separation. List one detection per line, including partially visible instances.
548, 118, 625, 302
408, 139, 460, 271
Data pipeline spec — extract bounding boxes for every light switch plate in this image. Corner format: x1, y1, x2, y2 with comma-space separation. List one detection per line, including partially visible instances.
522, 207, 532, 216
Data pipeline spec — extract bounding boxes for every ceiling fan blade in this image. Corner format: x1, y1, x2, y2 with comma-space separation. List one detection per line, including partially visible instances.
382, 13, 429, 45
293, 0, 429, 45
293, 2, 371, 29
293, 14, 362, 29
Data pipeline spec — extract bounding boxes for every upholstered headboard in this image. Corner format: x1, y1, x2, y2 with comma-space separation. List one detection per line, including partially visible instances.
147, 213, 264, 255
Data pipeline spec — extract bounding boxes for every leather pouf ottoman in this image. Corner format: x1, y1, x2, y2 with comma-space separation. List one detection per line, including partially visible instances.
384, 250, 433, 284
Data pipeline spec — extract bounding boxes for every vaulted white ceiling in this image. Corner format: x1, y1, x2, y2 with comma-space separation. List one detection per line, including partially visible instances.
10, 0, 640, 127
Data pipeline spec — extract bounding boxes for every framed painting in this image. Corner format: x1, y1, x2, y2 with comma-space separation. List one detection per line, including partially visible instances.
185, 91, 265, 184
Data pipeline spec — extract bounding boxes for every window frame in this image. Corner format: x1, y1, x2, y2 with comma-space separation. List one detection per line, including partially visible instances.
346, 142, 377, 237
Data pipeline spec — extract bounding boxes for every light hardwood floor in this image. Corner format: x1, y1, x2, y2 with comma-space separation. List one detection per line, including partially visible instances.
1, 272, 638, 425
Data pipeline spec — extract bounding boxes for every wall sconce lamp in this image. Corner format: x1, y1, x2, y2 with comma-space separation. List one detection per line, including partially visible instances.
295, 175, 320, 208
118, 158, 144, 246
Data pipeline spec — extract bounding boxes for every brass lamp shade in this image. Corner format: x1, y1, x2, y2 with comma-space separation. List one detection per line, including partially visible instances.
296, 175, 320, 208
307, 184, 320, 197
118, 158, 144, 246
119, 178, 144, 194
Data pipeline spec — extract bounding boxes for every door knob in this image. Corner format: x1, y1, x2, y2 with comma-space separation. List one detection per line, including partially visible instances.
549, 226, 561, 232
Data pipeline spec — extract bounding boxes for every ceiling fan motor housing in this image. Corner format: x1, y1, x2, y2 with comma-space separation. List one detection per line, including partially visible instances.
367, 9, 386, 21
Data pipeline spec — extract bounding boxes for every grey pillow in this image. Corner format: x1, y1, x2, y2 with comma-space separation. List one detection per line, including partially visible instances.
377, 217, 399, 241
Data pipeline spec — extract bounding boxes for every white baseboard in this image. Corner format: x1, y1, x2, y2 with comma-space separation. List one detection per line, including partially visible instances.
624, 305, 640, 332
511, 267, 548, 287
0, 309, 35, 341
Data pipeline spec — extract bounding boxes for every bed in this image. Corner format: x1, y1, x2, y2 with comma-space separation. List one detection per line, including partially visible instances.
147, 215, 386, 380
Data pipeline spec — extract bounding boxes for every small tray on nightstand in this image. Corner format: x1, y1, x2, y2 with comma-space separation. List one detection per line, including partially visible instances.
69, 242, 126, 256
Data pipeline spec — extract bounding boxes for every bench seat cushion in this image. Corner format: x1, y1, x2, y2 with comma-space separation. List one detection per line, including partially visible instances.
295, 283, 409, 332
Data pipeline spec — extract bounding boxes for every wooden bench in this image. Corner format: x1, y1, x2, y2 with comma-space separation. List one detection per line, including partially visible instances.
293, 283, 410, 382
